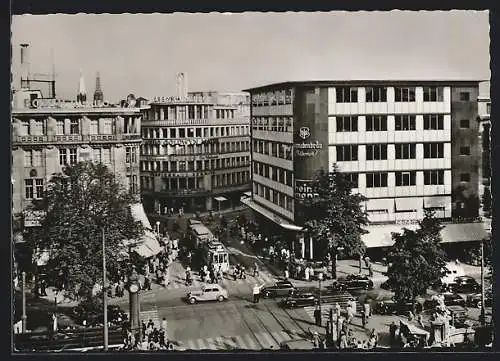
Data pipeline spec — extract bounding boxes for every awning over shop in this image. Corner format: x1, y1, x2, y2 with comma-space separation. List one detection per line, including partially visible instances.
424, 196, 450, 209
133, 230, 163, 258
363, 222, 489, 248
362, 224, 419, 248
365, 198, 393, 211
241, 197, 303, 232
440, 222, 489, 243
243, 191, 252, 197
214, 196, 228, 202
395, 197, 419, 211
130, 203, 152, 230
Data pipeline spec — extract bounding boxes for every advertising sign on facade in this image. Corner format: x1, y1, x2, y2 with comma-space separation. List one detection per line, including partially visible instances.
23, 210, 46, 227
293, 126, 323, 157
295, 180, 319, 201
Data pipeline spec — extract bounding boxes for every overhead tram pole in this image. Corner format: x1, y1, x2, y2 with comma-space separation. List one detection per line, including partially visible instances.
102, 228, 108, 351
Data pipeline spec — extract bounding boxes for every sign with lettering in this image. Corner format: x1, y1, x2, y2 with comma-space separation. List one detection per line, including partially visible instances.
295, 180, 319, 200
23, 210, 46, 227
293, 141, 323, 157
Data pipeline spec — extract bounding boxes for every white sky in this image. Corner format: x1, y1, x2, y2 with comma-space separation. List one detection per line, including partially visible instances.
11, 11, 490, 102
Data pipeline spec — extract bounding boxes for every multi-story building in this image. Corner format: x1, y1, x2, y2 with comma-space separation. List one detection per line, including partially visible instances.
242, 80, 488, 257
477, 82, 491, 228
139, 91, 251, 214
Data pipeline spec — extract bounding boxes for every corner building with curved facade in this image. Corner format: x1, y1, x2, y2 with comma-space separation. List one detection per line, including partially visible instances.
243, 80, 488, 257
139, 92, 251, 214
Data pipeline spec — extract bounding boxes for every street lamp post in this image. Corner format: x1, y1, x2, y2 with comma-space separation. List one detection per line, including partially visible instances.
480, 238, 486, 325
318, 272, 323, 314
156, 221, 161, 239
102, 228, 108, 351
21, 271, 27, 333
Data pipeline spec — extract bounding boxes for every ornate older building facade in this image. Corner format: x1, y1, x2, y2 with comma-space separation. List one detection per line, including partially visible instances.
139, 92, 251, 214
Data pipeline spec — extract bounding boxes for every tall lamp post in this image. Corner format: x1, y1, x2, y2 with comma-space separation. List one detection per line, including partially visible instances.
128, 267, 141, 342
155, 221, 161, 239
21, 271, 27, 333
318, 272, 324, 314
102, 228, 108, 351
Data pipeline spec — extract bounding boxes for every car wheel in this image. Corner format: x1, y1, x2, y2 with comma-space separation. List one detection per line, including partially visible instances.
217, 295, 224, 302
189, 297, 197, 304
264, 292, 271, 298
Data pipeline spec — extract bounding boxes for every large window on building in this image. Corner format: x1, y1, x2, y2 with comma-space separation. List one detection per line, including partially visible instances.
395, 115, 416, 131
423, 114, 444, 130
102, 118, 113, 134
69, 148, 78, 165
365, 87, 387, 102
70, 119, 79, 135
366, 172, 388, 188
25, 178, 44, 199
126, 146, 137, 163
336, 87, 358, 103
366, 115, 387, 131
336, 145, 358, 161
32, 119, 44, 136
394, 87, 416, 102
343, 173, 359, 188
424, 170, 444, 185
423, 86, 444, 102
89, 119, 99, 134
24, 149, 32, 167
336, 116, 358, 132
59, 148, 67, 165
395, 171, 416, 186
459, 92, 470, 101
423, 143, 444, 158
32, 149, 42, 167
366, 144, 387, 160
56, 119, 65, 135
395, 143, 416, 159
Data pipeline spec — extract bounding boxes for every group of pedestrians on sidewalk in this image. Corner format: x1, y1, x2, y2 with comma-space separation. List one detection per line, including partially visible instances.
122, 317, 174, 351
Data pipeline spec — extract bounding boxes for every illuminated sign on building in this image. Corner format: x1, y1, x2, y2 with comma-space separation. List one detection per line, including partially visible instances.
295, 180, 319, 200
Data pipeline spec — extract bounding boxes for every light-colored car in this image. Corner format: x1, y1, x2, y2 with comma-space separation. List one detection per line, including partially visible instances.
186, 284, 228, 304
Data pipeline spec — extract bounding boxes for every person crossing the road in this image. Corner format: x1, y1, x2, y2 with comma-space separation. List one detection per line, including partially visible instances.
252, 282, 265, 303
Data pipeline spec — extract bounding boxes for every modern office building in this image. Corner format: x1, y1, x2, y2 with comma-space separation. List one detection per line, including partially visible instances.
477, 82, 491, 230
139, 90, 251, 214
242, 80, 488, 255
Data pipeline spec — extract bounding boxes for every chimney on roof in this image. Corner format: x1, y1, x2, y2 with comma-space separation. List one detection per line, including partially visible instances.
176, 72, 188, 99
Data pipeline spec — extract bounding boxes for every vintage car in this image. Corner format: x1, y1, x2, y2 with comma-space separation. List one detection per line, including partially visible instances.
280, 291, 318, 308
373, 299, 415, 316
330, 274, 374, 292
446, 276, 481, 294
423, 292, 466, 310
261, 281, 296, 298
466, 287, 493, 308
185, 284, 228, 304
71, 304, 128, 327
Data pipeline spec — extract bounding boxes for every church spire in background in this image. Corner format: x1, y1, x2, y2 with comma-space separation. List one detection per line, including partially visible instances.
93, 71, 104, 106
77, 68, 87, 104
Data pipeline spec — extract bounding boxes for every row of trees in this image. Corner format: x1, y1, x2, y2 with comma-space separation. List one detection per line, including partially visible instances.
22, 161, 143, 300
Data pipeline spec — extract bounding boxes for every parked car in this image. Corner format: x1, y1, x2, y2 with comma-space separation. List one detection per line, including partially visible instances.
185, 284, 228, 304
330, 274, 374, 291
466, 288, 493, 308
71, 304, 128, 327
423, 292, 466, 310
280, 291, 318, 308
373, 299, 415, 315
261, 281, 296, 298
446, 276, 481, 294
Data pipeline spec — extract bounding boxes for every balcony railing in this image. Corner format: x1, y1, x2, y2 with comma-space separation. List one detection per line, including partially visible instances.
12, 133, 141, 144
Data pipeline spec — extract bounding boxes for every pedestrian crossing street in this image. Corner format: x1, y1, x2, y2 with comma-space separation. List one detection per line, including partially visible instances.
173, 329, 304, 351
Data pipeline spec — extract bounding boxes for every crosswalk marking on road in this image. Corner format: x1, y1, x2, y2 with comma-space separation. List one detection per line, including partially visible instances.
174, 330, 299, 350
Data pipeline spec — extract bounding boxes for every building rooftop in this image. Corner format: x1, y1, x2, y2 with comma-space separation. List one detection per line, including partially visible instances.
242, 79, 487, 92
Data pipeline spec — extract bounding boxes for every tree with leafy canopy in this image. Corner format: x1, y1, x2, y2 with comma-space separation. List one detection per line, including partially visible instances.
385, 209, 448, 304
297, 165, 368, 278
34, 161, 143, 300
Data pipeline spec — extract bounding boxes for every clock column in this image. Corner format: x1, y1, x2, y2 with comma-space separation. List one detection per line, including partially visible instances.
128, 267, 141, 341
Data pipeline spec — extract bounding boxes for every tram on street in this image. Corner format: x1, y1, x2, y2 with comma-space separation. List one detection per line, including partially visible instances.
202, 241, 230, 273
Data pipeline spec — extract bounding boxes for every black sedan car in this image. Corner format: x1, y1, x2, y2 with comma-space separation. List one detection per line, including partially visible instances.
71, 304, 128, 327
330, 275, 374, 291
447, 276, 481, 294
373, 299, 415, 315
280, 292, 318, 308
466, 288, 493, 308
261, 281, 296, 298
423, 292, 466, 310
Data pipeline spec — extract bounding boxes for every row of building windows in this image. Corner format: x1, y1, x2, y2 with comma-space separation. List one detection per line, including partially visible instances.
335, 142, 451, 161
251, 117, 294, 133
252, 161, 294, 187
341, 170, 470, 188
16, 117, 138, 136
252, 140, 293, 160
142, 171, 251, 191
146, 105, 211, 120
335, 86, 469, 103
142, 125, 250, 139
142, 141, 250, 156
140, 156, 251, 172
335, 114, 451, 132
253, 181, 294, 212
